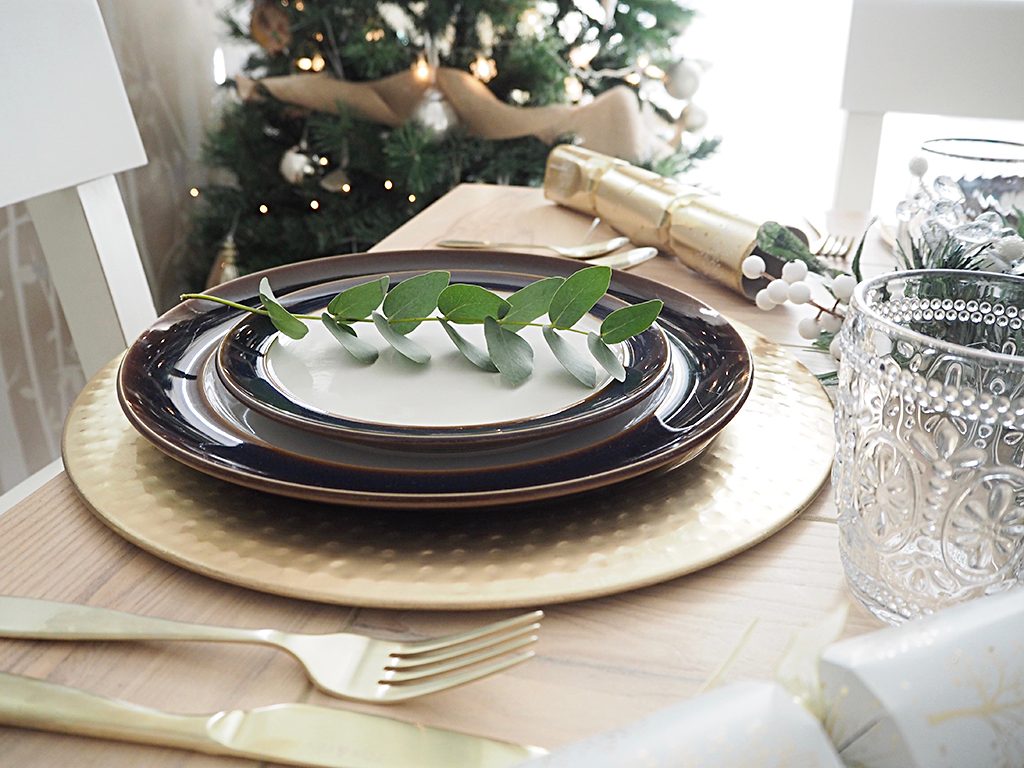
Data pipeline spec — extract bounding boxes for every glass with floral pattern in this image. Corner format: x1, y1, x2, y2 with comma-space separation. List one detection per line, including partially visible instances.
834, 270, 1024, 623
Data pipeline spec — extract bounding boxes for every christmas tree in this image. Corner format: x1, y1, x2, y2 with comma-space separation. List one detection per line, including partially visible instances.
189, 0, 716, 287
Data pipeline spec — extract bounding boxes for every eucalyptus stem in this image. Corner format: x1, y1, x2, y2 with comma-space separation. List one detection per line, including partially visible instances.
181, 292, 592, 334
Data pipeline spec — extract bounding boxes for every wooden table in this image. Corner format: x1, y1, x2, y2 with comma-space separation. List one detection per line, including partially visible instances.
0, 184, 889, 765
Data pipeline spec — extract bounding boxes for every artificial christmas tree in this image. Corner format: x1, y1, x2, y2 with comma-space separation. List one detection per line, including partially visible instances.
189, 0, 715, 286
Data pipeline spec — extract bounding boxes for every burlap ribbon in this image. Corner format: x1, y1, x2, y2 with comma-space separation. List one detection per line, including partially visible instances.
237, 69, 678, 164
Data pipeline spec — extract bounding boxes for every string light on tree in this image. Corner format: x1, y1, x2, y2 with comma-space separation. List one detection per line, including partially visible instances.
189, 187, 200, 198
408, 194, 417, 203
309, 200, 320, 210
470, 54, 497, 83
563, 75, 584, 103
310, 53, 326, 72
411, 55, 432, 83
258, 203, 269, 214
384, 179, 393, 190
365, 28, 385, 42
297, 57, 313, 71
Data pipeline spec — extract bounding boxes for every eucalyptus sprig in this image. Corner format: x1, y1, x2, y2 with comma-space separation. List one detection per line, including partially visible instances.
182, 265, 664, 387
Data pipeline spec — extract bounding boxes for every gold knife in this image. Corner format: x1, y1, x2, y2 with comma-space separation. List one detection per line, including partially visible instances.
0, 672, 546, 767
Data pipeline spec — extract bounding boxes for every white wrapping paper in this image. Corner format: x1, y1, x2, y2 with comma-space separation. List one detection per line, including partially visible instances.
517, 681, 843, 767
820, 589, 1024, 768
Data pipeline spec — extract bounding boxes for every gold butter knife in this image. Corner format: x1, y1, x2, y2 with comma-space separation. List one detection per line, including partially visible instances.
0, 672, 546, 767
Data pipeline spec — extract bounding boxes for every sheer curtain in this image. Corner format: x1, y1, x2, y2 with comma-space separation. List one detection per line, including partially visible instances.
0, 0, 227, 494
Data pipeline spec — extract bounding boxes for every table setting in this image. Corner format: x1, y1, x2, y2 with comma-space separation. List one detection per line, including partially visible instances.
4, 139, 1024, 766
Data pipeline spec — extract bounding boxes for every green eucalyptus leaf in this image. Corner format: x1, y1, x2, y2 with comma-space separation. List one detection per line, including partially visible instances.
258, 277, 308, 340
587, 332, 626, 382
484, 316, 533, 386
327, 276, 389, 320
382, 270, 450, 334
437, 284, 509, 324
756, 222, 843, 278
599, 299, 663, 344
372, 312, 430, 363
543, 326, 597, 387
321, 314, 378, 364
440, 320, 498, 372
501, 276, 565, 330
548, 266, 612, 329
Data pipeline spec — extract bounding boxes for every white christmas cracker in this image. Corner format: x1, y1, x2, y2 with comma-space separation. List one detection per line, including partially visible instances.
820, 589, 1024, 768
516, 681, 843, 767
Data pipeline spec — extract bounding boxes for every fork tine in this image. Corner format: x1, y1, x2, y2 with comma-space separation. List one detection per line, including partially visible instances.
380, 651, 536, 702
385, 635, 538, 681
399, 610, 543, 654
390, 625, 540, 669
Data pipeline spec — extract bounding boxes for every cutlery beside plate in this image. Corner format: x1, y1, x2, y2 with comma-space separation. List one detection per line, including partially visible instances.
0, 672, 545, 767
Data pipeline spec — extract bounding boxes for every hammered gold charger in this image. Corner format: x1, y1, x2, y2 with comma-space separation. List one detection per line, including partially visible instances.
62, 327, 834, 609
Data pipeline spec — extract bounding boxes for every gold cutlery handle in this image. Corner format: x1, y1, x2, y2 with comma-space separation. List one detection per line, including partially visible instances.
435, 239, 533, 249
0, 596, 262, 644
0, 672, 219, 754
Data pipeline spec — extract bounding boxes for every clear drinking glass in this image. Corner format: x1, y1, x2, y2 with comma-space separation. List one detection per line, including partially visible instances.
834, 269, 1024, 623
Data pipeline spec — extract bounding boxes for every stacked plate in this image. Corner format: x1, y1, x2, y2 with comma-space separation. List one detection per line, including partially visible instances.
117, 250, 753, 510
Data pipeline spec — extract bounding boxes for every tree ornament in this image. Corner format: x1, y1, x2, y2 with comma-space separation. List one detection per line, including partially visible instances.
664, 59, 701, 101
279, 144, 316, 184
250, 0, 292, 55
204, 232, 240, 289
412, 88, 458, 139
679, 103, 707, 132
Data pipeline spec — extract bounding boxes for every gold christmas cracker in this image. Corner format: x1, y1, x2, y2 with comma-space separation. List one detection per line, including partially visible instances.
543, 145, 762, 297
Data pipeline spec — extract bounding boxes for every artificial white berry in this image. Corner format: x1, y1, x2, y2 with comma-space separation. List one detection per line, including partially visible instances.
787, 281, 811, 304
797, 316, 820, 339
908, 155, 928, 178
781, 260, 809, 284
831, 274, 857, 302
755, 289, 776, 311
995, 235, 1024, 261
766, 278, 790, 304
741, 254, 767, 279
829, 335, 842, 361
820, 313, 843, 333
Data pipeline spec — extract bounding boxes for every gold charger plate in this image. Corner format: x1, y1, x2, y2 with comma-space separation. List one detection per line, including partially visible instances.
62, 326, 834, 609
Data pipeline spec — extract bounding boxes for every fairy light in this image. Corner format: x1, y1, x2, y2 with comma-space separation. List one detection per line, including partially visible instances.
341, 183, 351, 193
318, 156, 329, 166
309, 200, 320, 210
563, 75, 584, 102
188, 187, 200, 198
411, 55, 432, 83
624, 71, 642, 85
408, 194, 417, 203
297, 56, 313, 71
314, 32, 324, 42
470, 54, 497, 83
258, 204, 269, 214
365, 28, 385, 42
310, 53, 326, 72
568, 42, 599, 69
644, 64, 666, 80
294, 0, 304, 9
520, 7, 544, 37
383, 179, 393, 190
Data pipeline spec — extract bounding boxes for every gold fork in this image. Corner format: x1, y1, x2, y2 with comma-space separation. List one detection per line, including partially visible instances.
434, 236, 630, 259
0, 597, 542, 703
803, 218, 856, 259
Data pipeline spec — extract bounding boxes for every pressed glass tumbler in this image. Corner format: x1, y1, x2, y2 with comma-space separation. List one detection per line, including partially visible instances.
834, 270, 1024, 623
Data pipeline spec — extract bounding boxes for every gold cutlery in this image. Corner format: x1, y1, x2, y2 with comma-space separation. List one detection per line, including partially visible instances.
0, 672, 546, 767
0, 597, 541, 703
586, 246, 658, 270
435, 236, 630, 259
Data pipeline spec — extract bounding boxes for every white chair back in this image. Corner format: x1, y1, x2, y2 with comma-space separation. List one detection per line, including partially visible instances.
833, 0, 1024, 211
0, 0, 156, 378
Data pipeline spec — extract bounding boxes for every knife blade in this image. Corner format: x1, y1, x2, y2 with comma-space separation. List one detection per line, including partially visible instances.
585, 247, 658, 270
0, 672, 546, 767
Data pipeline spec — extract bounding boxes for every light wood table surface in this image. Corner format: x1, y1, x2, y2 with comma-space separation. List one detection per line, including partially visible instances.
0, 184, 891, 765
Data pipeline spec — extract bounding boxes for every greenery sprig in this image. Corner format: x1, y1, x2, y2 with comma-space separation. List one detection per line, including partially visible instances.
182, 265, 663, 388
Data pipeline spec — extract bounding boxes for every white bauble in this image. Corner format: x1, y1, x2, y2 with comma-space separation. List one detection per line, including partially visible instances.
679, 103, 708, 132
664, 59, 701, 100
279, 145, 315, 185
412, 88, 458, 139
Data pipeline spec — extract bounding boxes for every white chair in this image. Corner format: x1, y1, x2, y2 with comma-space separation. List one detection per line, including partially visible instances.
0, 1, 156, 511
833, 0, 1024, 212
